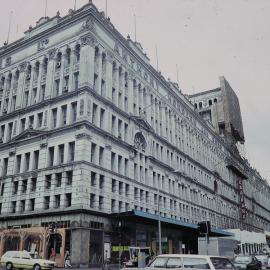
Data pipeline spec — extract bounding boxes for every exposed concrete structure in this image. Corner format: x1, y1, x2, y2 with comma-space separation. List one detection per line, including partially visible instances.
0, 1, 269, 266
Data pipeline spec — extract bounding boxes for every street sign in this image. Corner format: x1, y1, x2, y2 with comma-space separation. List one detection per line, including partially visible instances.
112, 246, 129, 252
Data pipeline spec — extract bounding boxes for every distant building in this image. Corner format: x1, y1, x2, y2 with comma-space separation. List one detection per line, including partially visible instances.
189, 76, 245, 145
0, 1, 269, 266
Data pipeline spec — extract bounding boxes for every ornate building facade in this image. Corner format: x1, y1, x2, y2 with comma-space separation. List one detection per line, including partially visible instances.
0, 1, 269, 266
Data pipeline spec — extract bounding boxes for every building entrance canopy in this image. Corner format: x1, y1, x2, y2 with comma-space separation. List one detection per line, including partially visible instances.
111, 210, 234, 237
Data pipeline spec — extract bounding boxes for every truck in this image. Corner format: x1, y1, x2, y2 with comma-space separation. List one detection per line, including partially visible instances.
198, 237, 238, 259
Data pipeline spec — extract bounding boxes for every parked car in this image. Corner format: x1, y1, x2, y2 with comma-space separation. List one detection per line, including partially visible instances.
0, 251, 57, 270
254, 255, 270, 269
233, 255, 262, 270
124, 254, 236, 269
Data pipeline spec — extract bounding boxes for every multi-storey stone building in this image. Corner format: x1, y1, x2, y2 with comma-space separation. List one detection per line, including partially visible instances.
0, 1, 269, 266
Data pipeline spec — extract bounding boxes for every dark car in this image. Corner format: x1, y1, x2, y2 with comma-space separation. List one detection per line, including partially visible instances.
234, 255, 262, 270
254, 255, 270, 269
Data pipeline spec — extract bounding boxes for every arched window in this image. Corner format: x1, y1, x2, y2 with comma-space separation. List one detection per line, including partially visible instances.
43, 58, 48, 75
75, 44, 80, 62
214, 180, 218, 193
56, 52, 62, 69
199, 102, 202, 109
214, 98, 217, 103
194, 103, 197, 109
66, 47, 71, 65
209, 100, 212, 106
134, 132, 147, 152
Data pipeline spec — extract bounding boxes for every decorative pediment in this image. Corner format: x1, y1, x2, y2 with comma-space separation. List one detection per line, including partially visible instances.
11, 129, 47, 142
131, 115, 154, 132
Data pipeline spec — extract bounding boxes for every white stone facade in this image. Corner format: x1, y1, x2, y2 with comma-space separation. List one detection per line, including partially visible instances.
0, 1, 269, 252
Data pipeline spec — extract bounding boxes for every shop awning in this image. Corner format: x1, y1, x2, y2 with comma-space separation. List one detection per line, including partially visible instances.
111, 210, 234, 237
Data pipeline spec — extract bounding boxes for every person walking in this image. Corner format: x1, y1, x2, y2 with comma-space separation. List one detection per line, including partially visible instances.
64, 250, 72, 268
50, 247, 56, 261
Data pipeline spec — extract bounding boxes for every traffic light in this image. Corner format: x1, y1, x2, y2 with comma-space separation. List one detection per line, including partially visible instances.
198, 221, 211, 235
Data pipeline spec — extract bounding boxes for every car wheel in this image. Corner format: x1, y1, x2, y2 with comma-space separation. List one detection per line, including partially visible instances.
33, 264, 41, 270
6, 262, 13, 270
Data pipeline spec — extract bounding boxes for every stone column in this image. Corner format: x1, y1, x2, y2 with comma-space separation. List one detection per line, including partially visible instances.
68, 45, 77, 92
58, 49, 66, 96
145, 88, 152, 124
45, 48, 57, 99
79, 34, 96, 89
27, 62, 35, 106
127, 72, 134, 114
15, 63, 27, 110
7, 70, 16, 113
105, 50, 113, 101
36, 57, 44, 102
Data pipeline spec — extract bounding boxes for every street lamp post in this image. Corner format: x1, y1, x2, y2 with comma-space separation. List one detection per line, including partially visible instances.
157, 183, 162, 255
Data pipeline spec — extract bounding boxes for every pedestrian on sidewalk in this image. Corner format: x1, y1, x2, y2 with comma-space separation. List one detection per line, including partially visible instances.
64, 250, 72, 268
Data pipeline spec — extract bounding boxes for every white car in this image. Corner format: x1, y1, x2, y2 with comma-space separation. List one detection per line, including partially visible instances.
123, 254, 236, 270
0, 251, 57, 270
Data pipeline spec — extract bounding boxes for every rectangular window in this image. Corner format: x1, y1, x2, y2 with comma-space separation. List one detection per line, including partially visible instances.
91, 143, 96, 163
30, 198, 35, 211
58, 144, 65, 164
7, 122, 13, 141
92, 103, 97, 124
74, 72, 79, 90
33, 150, 39, 170
16, 155, 21, 174
37, 112, 43, 128
111, 152, 116, 171
90, 194, 95, 208
40, 85, 45, 101
20, 200, 26, 213
0, 125, 5, 141
55, 195, 61, 208
112, 179, 117, 193
28, 115, 34, 129
30, 178, 37, 192
66, 171, 73, 186
45, 174, 52, 189
69, 142, 75, 161
21, 118, 26, 132
44, 196, 50, 209
99, 146, 104, 166
24, 152, 30, 172
100, 108, 105, 129
56, 173, 62, 187
91, 172, 97, 186
32, 88, 37, 104
0, 183, 5, 196
54, 79, 60, 96
71, 102, 77, 123
13, 181, 19, 195
99, 196, 104, 210
61, 105, 67, 126
65, 193, 72, 207
11, 201, 16, 213
99, 175, 104, 190
48, 146, 54, 166
21, 179, 27, 193
52, 108, 57, 128
111, 115, 116, 136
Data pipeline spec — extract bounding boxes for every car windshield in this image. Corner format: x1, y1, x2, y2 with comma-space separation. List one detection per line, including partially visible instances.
210, 257, 235, 270
29, 253, 41, 259
235, 257, 251, 263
